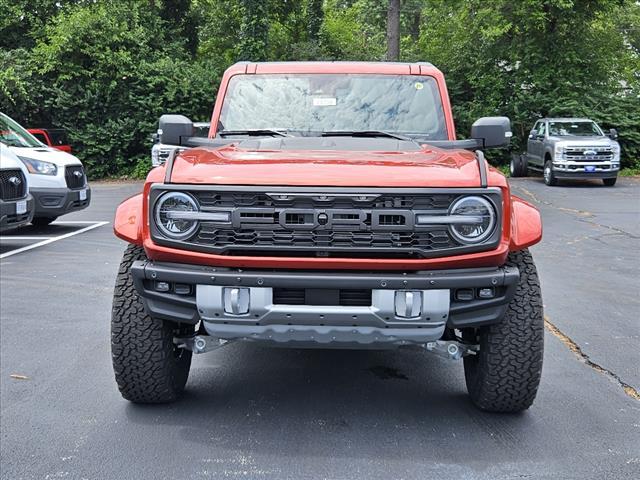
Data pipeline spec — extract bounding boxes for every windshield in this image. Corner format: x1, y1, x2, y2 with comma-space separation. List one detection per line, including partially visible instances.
0, 113, 43, 148
48, 129, 69, 146
218, 74, 448, 139
548, 121, 603, 137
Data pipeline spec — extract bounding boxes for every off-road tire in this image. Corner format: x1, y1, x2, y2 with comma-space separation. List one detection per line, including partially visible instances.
543, 161, 557, 186
463, 249, 544, 413
31, 216, 57, 227
603, 177, 617, 187
509, 154, 527, 177
111, 244, 193, 403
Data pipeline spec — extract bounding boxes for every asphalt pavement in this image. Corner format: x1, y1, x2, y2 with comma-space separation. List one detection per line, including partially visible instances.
1, 176, 639, 480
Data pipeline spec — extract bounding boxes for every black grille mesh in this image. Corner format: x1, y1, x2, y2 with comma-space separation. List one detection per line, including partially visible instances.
65, 165, 86, 189
0, 169, 27, 201
197, 226, 455, 251
273, 288, 372, 306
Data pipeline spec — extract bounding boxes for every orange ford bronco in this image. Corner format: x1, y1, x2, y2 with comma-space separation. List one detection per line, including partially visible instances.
112, 62, 543, 412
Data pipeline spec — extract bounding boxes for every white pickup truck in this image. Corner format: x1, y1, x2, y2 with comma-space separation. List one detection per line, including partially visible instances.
510, 117, 620, 186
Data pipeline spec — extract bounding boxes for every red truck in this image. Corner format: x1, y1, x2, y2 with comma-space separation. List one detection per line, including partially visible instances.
112, 61, 543, 412
27, 128, 72, 153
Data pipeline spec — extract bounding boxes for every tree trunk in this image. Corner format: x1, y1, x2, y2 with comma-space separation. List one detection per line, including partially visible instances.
307, 0, 323, 41
386, 0, 400, 61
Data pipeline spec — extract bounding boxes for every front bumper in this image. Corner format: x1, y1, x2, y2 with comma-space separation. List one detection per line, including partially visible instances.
0, 195, 35, 232
553, 164, 618, 179
31, 186, 91, 218
130, 261, 520, 347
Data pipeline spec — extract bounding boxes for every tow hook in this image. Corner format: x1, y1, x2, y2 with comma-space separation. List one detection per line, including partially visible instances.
425, 340, 478, 360
174, 335, 233, 354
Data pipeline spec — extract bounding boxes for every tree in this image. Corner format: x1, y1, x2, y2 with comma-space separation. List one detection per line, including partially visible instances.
238, 0, 269, 61
417, 0, 639, 167
28, 0, 218, 177
2, 0, 638, 177
308, 0, 324, 41
386, 0, 400, 60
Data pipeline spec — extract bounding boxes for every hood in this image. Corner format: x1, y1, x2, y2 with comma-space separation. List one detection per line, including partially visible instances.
549, 135, 612, 144
168, 138, 497, 188
8, 145, 82, 166
0, 143, 30, 175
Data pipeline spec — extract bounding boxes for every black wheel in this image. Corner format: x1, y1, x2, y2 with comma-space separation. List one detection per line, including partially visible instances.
31, 216, 57, 227
543, 161, 557, 186
111, 244, 193, 403
603, 177, 617, 187
509, 154, 527, 177
463, 249, 544, 413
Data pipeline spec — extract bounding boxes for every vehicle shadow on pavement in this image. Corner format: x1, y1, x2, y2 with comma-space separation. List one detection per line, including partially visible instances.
521, 176, 615, 188
2, 224, 81, 237
123, 343, 546, 464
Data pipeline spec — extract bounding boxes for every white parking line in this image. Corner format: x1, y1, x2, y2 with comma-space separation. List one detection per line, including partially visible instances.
51, 220, 104, 224
0, 236, 56, 241
0, 221, 109, 259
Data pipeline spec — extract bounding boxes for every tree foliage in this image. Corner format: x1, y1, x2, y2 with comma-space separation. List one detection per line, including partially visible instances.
415, 0, 639, 164
1, 0, 637, 178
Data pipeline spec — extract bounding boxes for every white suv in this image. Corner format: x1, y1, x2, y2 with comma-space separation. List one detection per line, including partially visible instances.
0, 113, 90, 226
0, 144, 34, 232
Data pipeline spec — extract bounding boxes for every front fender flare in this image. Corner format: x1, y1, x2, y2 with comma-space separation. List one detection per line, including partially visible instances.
509, 195, 542, 251
114, 193, 144, 245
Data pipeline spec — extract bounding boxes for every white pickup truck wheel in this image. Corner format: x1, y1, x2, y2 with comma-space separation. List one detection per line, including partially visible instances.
543, 161, 558, 186
510, 154, 527, 177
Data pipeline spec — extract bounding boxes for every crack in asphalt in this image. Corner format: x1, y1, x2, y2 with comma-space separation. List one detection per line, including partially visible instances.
575, 216, 640, 239
544, 316, 640, 401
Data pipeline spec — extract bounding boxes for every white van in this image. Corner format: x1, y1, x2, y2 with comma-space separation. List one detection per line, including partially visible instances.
0, 143, 34, 232
0, 113, 90, 226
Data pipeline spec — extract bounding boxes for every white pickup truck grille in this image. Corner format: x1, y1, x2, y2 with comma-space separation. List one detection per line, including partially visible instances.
563, 146, 613, 162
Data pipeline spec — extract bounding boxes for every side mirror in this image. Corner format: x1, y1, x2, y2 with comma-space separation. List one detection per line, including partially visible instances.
528, 129, 536, 139
471, 116, 512, 148
158, 114, 194, 145
608, 128, 618, 140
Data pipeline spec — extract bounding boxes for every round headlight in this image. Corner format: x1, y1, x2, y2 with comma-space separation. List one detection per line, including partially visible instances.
154, 192, 199, 240
448, 196, 496, 244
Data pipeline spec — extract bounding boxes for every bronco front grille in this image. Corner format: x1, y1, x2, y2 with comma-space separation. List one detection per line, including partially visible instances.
150, 187, 502, 259
65, 165, 86, 189
0, 169, 27, 201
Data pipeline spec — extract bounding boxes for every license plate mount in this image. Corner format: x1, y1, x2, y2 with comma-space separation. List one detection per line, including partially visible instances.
16, 200, 27, 215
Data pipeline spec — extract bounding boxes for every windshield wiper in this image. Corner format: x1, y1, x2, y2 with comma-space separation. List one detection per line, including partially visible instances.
321, 130, 415, 142
218, 129, 289, 137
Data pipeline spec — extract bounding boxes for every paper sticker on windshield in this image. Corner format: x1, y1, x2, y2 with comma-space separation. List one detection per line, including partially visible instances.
312, 97, 337, 106
414, 82, 424, 90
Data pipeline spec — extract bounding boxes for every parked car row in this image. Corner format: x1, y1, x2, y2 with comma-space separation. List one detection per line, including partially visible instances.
0, 112, 90, 231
